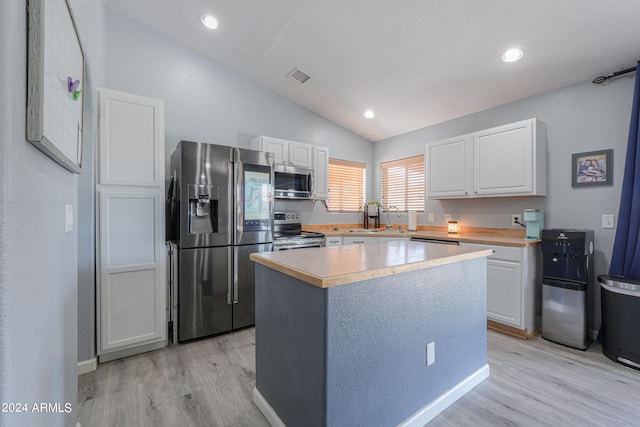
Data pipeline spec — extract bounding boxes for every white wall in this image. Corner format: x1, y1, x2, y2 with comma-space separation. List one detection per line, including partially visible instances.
374, 76, 635, 331
0, 1, 104, 425
104, 9, 373, 226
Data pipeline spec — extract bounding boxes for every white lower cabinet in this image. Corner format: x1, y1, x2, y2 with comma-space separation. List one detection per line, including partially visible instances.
463, 243, 539, 337
326, 236, 342, 247
343, 236, 378, 245
97, 189, 166, 360
341, 235, 409, 246
486, 258, 522, 327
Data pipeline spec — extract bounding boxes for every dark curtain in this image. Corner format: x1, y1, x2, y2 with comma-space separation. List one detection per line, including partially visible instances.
609, 61, 640, 279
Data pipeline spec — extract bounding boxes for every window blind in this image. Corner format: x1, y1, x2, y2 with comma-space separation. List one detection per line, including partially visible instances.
380, 155, 425, 211
326, 159, 366, 212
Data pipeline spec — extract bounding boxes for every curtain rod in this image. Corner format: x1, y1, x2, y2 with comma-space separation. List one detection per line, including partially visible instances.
593, 66, 637, 84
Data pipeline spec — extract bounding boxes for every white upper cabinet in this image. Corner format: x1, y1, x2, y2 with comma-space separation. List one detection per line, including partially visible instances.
426, 118, 546, 199
426, 134, 473, 198
288, 141, 313, 169
474, 119, 545, 196
312, 146, 329, 200
98, 89, 164, 187
258, 136, 288, 164
252, 135, 329, 200
252, 135, 313, 169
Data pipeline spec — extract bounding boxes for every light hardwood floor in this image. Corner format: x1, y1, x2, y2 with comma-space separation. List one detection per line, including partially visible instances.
78, 328, 640, 426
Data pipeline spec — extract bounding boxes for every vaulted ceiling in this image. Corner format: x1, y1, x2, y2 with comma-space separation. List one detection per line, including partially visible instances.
105, 0, 640, 141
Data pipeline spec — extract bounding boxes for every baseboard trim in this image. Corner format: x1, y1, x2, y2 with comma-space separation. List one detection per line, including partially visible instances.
398, 364, 490, 427
253, 364, 490, 427
98, 340, 165, 363
77, 358, 97, 375
487, 320, 540, 339
253, 388, 286, 427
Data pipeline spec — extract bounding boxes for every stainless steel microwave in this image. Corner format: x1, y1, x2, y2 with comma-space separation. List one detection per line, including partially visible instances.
274, 164, 313, 199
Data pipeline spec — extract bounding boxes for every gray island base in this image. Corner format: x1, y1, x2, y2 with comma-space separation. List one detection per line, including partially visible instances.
250, 241, 492, 426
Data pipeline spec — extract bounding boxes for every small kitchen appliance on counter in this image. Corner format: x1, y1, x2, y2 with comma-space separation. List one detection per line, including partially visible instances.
524, 209, 544, 240
541, 229, 594, 350
273, 211, 325, 250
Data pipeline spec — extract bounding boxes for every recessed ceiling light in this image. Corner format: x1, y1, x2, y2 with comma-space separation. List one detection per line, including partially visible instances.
201, 15, 218, 30
364, 110, 375, 119
502, 48, 523, 63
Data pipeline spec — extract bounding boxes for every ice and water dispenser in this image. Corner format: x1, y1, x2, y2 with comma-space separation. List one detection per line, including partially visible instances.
541, 229, 594, 350
187, 184, 218, 235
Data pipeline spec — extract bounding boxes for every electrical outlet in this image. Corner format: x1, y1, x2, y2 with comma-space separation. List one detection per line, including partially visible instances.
428, 213, 434, 223
511, 214, 521, 227
426, 342, 435, 366
602, 214, 615, 229
65, 205, 74, 233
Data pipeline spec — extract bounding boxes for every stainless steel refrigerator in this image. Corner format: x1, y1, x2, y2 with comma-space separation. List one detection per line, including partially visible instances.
167, 141, 274, 341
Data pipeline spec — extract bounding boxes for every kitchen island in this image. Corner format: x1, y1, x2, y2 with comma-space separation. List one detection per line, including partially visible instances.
250, 240, 492, 427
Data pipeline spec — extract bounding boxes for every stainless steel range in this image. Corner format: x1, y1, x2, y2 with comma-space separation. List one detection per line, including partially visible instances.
273, 212, 326, 250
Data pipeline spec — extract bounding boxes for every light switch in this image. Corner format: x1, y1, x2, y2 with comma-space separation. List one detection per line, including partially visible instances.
65, 205, 74, 233
602, 214, 615, 229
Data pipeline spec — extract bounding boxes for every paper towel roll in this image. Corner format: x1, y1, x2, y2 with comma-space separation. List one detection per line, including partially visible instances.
408, 210, 417, 231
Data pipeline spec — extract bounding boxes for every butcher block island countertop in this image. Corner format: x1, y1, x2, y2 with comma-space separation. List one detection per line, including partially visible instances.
250, 240, 493, 288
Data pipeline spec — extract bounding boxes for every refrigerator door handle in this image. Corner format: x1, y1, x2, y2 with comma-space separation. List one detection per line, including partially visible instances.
233, 246, 239, 304
227, 246, 234, 305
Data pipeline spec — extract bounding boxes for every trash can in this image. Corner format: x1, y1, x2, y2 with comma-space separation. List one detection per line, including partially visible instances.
599, 274, 640, 369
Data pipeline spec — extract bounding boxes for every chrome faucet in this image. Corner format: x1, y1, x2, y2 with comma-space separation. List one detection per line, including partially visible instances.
386, 206, 400, 229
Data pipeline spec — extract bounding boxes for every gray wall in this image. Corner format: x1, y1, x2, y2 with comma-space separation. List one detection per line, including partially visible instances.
0, 0, 104, 425
375, 77, 635, 330
255, 256, 487, 426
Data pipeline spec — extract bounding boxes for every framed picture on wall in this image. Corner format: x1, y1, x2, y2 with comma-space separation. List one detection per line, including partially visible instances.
572, 149, 613, 188
26, 0, 85, 174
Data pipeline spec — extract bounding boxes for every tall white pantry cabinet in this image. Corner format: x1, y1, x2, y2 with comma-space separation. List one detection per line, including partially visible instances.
96, 88, 166, 362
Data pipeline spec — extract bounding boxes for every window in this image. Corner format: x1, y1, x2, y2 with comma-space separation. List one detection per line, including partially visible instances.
380, 155, 425, 211
326, 159, 366, 212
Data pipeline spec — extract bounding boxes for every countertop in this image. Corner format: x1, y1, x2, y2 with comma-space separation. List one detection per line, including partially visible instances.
317, 226, 540, 247
250, 240, 493, 288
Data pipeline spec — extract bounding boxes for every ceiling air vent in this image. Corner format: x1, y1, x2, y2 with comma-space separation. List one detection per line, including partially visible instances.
287, 68, 311, 85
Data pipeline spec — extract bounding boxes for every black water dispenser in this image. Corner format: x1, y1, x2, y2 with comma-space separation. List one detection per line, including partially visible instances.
541, 229, 594, 349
